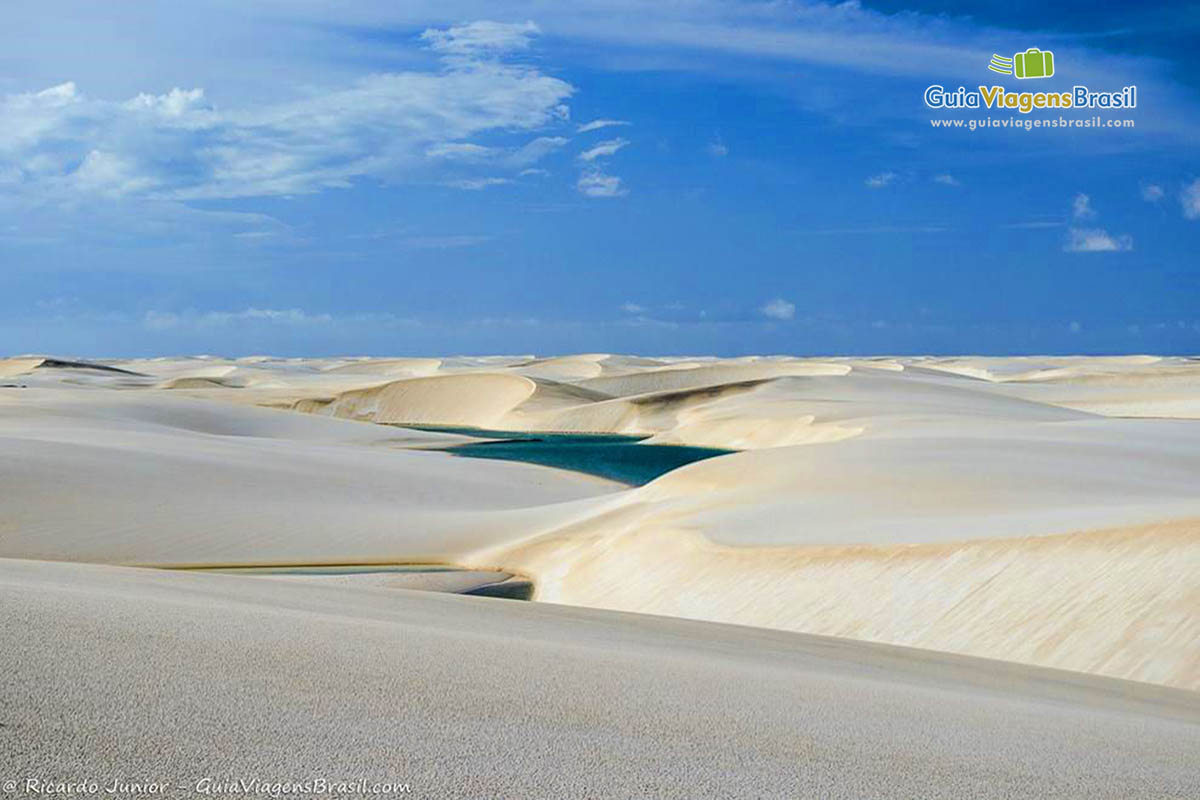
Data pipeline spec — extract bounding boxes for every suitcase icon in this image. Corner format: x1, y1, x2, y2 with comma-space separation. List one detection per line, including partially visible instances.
1014, 48, 1054, 79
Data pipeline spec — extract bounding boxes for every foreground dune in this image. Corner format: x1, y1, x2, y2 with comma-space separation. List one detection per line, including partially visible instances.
480, 519, 1200, 689
2, 558, 1197, 800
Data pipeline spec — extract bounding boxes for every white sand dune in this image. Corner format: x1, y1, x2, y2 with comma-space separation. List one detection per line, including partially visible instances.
481, 516, 1200, 689
572, 358, 850, 396
2, 558, 1197, 800
305, 372, 538, 426
0, 387, 617, 565
4, 353, 1200, 695
0, 356, 46, 377
321, 356, 443, 376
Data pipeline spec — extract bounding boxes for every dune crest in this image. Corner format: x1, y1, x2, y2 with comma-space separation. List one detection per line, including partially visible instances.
306, 372, 538, 426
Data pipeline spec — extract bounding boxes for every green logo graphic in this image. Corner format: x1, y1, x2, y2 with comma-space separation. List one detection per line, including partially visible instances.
989, 48, 1055, 79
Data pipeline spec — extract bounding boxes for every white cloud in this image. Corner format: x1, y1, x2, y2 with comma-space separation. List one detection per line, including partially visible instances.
1063, 192, 1131, 251
507, 136, 568, 167
761, 298, 796, 320
1072, 193, 1096, 220
707, 137, 728, 157
1182, 179, 1200, 219
1063, 227, 1133, 252
864, 171, 896, 188
124, 87, 208, 117
419, 21, 539, 59
425, 142, 497, 161
1140, 183, 1164, 202
577, 170, 625, 197
401, 235, 491, 249
428, 136, 565, 170
6, 1, 1194, 153
444, 177, 511, 190
932, 173, 960, 186
620, 302, 647, 314
144, 308, 333, 330
577, 119, 631, 133
0, 23, 573, 204
578, 137, 629, 162
798, 224, 946, 235
71, 150, 159, 196
1000, 220, 1064, 229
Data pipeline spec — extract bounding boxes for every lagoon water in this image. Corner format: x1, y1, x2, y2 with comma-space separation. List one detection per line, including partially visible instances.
407, 426, 734, 486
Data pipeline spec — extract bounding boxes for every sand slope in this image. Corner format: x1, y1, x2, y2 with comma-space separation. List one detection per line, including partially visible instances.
0, 387, 617, 565
2, 558, 1197, 800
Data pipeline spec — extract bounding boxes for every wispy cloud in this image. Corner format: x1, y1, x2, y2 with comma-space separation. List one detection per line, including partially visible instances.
507, 136, 568, 167
577, 170, 625, 197
1072, 193, 1097, 220
577, 119, 630, 133
707, 136, 728, 158
425, 142, 497, 161
761, 298, 796, 320
1182, 179, 1200, 219
144, 308, 334, 331
1064, 193, 1131, 252
797, 224, 946, 235
1140, 182, 1164, 202
578, 137, 629, 162
419, 20, 539, 59
444, 177, 512, 191
1064, 227, 1133, 252
864, 171, 896, 189
932, 174, 960, 187
0, 23, 572, 205
1000, 220, 1065, 229
574, 130, 629, 196
401, 235, 492, 249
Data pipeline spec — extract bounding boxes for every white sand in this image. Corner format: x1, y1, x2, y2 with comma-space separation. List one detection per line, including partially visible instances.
0, 385, 617, 565
2, 558, 1197, 799
3, 353, 1200, 695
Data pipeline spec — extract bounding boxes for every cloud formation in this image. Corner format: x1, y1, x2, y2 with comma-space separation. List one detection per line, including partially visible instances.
0, 22, 572, 204
419, 20, 540, 59
761, 298, 796, 320
577, 170, 625, 197
1072, 193, 1097, 220
144, 308, 334, 331
1182, 179, 1200, 219
578, 138, 630, 162
865, 171, 896, 189
443, 177, 512, 190
574, 130, 630, 197
1064, 193, 1132, 252
1063, 227, 1133, 252
577, 119, 630, 133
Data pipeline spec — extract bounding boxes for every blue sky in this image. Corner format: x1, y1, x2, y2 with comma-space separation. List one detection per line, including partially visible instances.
2, 0, 1198, 357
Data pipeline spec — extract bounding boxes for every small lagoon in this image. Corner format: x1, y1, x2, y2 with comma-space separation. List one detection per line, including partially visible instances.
405, 425, 734, 486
